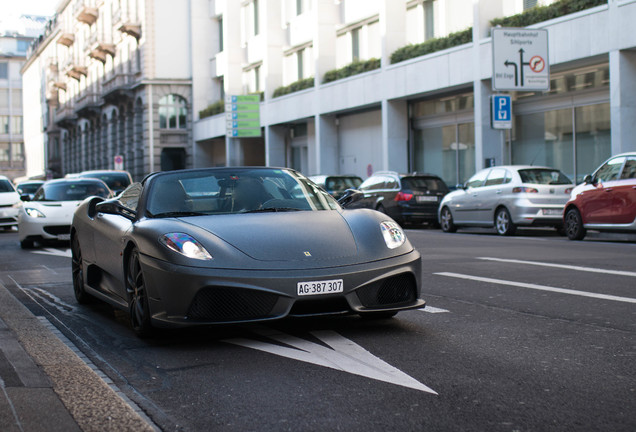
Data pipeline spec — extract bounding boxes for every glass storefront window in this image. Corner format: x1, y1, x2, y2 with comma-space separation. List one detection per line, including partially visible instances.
512, 102, 610, 183
514, 64, 609, 101
512, 108, 574, 180
575, 103, 611, 183
412, 93, 474, 117
414, 122, 475, 187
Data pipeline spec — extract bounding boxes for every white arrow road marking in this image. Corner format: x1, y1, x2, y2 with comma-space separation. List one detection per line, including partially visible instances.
477, 256, 636, 277
419, 306, 449, 314
224, 328, 437, 394
32, 248, 72, 258
436, 272, 636, 304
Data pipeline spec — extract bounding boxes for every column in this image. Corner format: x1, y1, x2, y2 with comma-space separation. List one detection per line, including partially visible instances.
314, 114, 338, 175
609, 49, 636, 154
265, 124, 286, 167
381, 99, 408, 173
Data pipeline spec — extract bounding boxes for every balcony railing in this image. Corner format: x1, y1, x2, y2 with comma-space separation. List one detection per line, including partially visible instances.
102, 73, 134, 101
54, 101, 77, 127
75, 92, 102, 117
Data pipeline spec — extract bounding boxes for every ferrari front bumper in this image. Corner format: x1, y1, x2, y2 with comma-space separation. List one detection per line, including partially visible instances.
138, 249, 424, 327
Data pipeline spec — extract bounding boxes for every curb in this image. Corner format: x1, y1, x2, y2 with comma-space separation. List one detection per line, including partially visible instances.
0, 282, 156, 432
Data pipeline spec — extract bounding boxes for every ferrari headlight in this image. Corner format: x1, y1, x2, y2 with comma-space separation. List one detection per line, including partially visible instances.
160, 233, 212, 260
25, 208, 46, 218
380, 221, 405, 249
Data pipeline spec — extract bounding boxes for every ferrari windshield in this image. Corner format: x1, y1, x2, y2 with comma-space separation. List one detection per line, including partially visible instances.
147, 168, 340, 217
33, 180, 110, 202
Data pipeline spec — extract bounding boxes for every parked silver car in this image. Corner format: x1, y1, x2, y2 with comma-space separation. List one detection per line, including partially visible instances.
438, 166, 573, 235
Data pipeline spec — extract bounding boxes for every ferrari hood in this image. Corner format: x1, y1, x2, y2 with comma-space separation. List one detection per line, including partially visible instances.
181, 211, 358, 262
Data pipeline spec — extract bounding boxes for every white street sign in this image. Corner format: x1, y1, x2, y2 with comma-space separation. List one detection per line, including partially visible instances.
492, 28, 549, 91
114, 154, 124, 170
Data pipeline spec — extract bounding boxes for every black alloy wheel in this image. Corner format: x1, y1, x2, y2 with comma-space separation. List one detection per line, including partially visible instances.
565, 208, 586, 241
440, 207, 457, 233
495, 207, 517, 236
126, 248, 153, 337
71, 235, 92, 304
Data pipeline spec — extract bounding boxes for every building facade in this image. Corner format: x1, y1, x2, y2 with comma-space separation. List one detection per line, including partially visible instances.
22, 0, 199, 181
0, 15, 46, 180
194, 0, 636, 186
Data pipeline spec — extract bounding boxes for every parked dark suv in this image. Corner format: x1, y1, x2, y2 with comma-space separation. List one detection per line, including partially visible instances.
347, 171, 449, 226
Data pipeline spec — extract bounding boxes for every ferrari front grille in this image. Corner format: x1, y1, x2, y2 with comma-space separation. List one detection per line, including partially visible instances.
43, 225, 71, 235
356, 273, 417, 308
187, 286, 279, 322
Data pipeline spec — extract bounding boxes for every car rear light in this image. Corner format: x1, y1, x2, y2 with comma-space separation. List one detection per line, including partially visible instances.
512, 187, 538, 193
394, 192, 413, 202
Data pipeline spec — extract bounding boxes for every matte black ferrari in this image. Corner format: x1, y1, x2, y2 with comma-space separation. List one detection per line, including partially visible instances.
71, 167, 424, 336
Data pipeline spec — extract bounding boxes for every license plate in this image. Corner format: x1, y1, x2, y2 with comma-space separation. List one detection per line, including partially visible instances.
416, 196, 438, 202
57, 234, 71, 241
297, 279, 343, 296
542, 209, 562, 216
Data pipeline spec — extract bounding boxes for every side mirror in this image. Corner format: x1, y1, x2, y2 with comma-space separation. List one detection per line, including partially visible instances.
338, 188, 363, 207
455, 183, 465, 190
583, 174, 594, 185
95, 200, 136, 221
20, 194, 31, 201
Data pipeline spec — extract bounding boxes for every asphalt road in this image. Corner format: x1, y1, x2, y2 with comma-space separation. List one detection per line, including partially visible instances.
0, 227, 634, 431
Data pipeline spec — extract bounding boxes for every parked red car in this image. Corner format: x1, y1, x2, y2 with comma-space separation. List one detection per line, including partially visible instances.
563, 152, 636, 240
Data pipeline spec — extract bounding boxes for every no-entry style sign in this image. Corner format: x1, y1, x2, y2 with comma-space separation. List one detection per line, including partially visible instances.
492, 28, 549, 91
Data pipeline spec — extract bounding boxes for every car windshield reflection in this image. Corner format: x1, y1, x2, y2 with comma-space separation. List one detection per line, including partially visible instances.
147, 168, 340, 217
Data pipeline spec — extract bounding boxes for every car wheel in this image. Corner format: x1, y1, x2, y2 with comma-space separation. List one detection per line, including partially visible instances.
20, 239, 34, 249
126, 248, 154, 338
440, 207, 457, 233
71, 235, 92, 304
360, 311, 398, 320
564, 208, 586, 241
495, 208, 516, 236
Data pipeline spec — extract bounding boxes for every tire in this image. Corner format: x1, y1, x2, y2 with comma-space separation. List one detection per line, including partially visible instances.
360, 311, 398, 320
495, 207, 517, 236
126, 248, 154, 338
20, 238, 34, 249
440, 207, 457, 233
71, 235, 92, 304
564, 208, 586, 241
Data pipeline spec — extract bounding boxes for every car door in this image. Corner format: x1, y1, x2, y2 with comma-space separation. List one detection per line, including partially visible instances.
92, 183, 141, 298
453, 169, 489, 224
611, 157, 636, 224
477, 168, 508, 224
581, 156, 625, 224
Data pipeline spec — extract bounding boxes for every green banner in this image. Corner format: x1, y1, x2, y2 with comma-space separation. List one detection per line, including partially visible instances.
230, 128, 262, 138
227, 94, 261, 103
226, 111, 260, 120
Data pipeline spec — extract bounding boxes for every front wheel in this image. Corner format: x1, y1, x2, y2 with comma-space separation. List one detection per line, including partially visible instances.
495, 208, 517, 236
440, 207, 457, 233
126, 248, 154, 337
564, 208, 586, 240
20, 238, 34, 249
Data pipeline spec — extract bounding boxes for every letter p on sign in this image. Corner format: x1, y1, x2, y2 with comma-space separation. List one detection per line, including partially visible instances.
491, 95, 512, 129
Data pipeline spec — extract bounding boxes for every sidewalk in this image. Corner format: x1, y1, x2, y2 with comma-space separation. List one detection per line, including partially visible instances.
0, 282, 155, 432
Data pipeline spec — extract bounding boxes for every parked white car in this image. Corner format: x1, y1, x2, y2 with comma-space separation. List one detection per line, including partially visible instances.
438, 166, 574, 236
0, 175, 21, 231
18, 178, 111, 248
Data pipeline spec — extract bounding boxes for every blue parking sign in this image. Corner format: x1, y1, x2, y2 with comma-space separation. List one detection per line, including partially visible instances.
491, 95, 512, 129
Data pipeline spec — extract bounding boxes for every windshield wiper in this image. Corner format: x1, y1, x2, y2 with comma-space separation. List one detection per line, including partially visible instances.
152, 211, 209, 218
241, 207, 303, 213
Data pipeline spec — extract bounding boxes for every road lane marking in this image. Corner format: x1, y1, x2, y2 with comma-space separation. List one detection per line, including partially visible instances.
224, 328, 437, 394
435, 272, 636, 304
32, 248, 72, 258
477, 257, 636, 277
419, 306, 449, 313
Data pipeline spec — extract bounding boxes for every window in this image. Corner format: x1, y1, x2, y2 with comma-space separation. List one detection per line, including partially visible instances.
119, 183, 143, 211
17, 40, 30, 54
218, 17, 224, 51
158, 94, 187, 129
423, 0, 435, 40
0, 62, 7, 79
254, 65, 261, 92
0, 89, 8, 108
11, 143, 24, 161
296, 0, 303, 15
0, 116, 8, 134
11, 117, 22, 135
465, 170, 488, 189
524, 0, 538, 9
0, 144, 9, 161
621, 158, 636, 179
253, 0, 259, 35
485, 168, 507, 186
12, 89, 22, 109
351, 28, 360, 62
594, 157, 625, 183
297, 49, 304, 80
